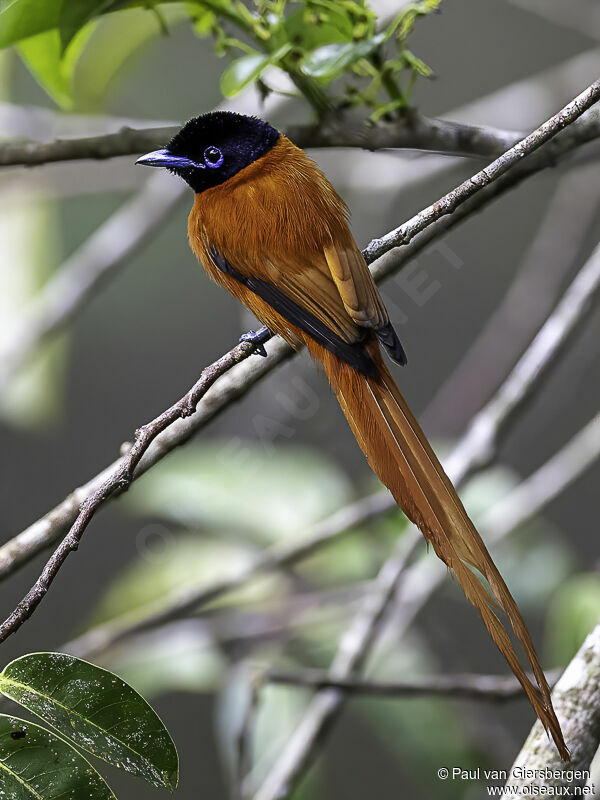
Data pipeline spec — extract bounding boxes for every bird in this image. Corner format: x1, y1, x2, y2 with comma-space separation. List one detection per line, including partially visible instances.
137, 110, 568, 759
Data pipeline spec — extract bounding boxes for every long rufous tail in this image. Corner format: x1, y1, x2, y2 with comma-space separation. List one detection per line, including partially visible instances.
307, 337, 568, 759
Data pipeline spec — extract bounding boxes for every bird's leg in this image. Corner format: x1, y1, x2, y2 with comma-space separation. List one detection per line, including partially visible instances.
239, 325, 272, 357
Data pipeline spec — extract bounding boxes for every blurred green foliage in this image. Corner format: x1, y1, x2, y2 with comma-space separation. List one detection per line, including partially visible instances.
79, 440, 582, 798
0, 0, 440, 116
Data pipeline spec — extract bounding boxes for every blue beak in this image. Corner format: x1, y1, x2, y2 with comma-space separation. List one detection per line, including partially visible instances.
136, 149, 203, 169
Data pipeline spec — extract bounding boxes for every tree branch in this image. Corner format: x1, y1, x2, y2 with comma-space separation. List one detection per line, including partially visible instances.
265, 668, 562, 703
0, 112, 523, 168
502, 624, 600, 796
362, 79, 600, 263
1, 80, 599, 647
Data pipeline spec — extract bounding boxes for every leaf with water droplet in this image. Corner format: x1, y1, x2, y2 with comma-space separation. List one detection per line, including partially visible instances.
0, 713, 116, 799
0, 653, 178, 790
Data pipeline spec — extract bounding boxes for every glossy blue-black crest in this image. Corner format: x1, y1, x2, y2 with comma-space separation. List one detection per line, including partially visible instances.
158, 111, 280, 193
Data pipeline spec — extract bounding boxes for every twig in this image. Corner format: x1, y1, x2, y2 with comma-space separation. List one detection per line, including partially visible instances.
1, 91, 599, 586
265, 668, 563, 702
502, 624, 600, 796
252, 243, 600, 800
362, 78, 600, 263
0, 172, 186, 387
234, 669, 262, 800
1, 82, 599, 647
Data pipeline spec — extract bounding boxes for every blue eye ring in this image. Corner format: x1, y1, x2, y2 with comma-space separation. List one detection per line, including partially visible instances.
204, 146, 224, 168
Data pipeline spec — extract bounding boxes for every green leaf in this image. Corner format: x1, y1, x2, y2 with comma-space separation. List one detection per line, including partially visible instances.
301, 34, 385, 80
72, 5, 186, 110
281, 6, 354, 48
0, 713, 115, 800
0, 652, 179, 790
125, 441, 352, 543
17, 26, 91, 109
108, 623, 225, 696
90, 535, 285, 625
0, 0, 61, 48
59, 0, 111, 51
220, 51, 269, 96
220, 43, 291, 97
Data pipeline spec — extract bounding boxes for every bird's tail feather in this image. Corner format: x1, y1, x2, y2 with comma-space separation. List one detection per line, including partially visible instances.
308, 338, 568, 759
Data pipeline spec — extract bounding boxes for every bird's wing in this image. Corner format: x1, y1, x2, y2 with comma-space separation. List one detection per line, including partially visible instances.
323, 243, 388, 330
209, 239, 373, 345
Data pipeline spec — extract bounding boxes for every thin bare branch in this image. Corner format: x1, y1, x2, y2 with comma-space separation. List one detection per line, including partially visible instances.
265, 667, 562, 702
363, 79, 600, 263
0, 336, 286, 644
0, 112, 522, 169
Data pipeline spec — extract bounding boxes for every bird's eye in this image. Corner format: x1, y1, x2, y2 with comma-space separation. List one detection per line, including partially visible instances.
204, 146, 224, 168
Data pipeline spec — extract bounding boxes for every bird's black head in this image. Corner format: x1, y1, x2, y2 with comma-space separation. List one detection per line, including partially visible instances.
136, 111, 280, 193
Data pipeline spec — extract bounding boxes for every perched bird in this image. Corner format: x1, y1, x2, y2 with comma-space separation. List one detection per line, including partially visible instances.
137, 110, 567, 758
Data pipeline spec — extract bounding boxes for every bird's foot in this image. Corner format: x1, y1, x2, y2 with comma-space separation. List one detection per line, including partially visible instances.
239, 325, 271, 357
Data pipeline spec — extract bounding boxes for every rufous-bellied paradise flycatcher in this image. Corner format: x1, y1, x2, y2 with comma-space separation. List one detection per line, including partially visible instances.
137, 111, 568, 758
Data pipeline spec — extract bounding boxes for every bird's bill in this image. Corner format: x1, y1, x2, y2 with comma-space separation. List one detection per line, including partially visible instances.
136, 149, 195, 169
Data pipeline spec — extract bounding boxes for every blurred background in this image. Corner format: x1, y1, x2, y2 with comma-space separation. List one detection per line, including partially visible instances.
0, 0, 599, 797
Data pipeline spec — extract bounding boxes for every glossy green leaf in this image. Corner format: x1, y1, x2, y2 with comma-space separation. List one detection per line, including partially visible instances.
301, 34, 385, 79
0, 652, 178, 790
281, 6, 354, 48
0, 0, 61, 48
72, 5, 186, 110
0, 0, 184, 49
59, 0, 110, 50
0, 713, 115, 800
220, 51, 269, 97
125, 442, 352, 542
17, 26, 91, 109
220, 43, 291, 97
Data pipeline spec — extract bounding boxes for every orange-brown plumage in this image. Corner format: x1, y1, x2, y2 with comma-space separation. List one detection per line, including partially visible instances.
139, 113, 568, 759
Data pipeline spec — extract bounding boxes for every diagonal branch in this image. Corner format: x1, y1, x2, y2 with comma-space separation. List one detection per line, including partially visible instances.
362, 79, 600, 263
0, 80, 599, 648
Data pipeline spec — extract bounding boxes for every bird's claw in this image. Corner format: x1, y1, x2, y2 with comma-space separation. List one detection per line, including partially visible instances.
239, 326, 271, 357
